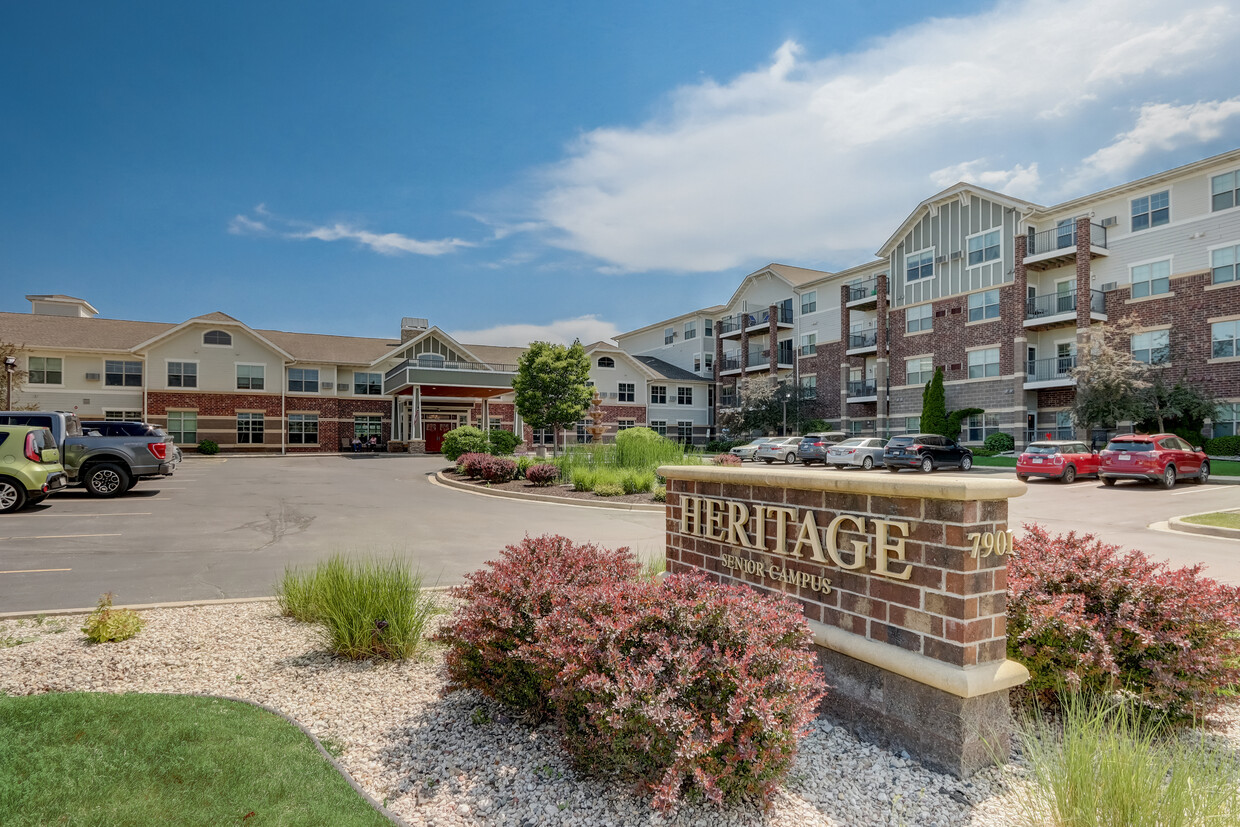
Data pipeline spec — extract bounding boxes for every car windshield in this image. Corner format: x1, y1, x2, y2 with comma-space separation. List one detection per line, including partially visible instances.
837, 438, 865, 447
1024, 444, 1060, 455
1107, 440, 1154, 452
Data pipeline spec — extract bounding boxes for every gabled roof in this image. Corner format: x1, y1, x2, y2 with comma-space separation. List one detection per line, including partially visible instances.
721, 262, 832, 310
584, 341, 661, 380
0, 312, 171, 352
192, 311, 245, 324
876, 183, 1039, 257
131, 313, 296, 361
613, 304, 727, 341
367, 326, 492, 368
631, 355, 709, 383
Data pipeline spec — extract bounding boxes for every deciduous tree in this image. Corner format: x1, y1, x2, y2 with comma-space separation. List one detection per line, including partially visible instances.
512, 341, 593, 456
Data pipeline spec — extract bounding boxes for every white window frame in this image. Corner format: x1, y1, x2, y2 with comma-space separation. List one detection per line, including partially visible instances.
905, 355, 934, 386
236, 412, 265, 444
967, 289, 1001, 322
684, 321, 697, 340
103, 409, 143, 421
236, 363, 265, 391
203, 330, 233, 347
27, 356, 64, 386
965, 412, 1000, 443
288, 367, 320, 393
353, 371, 382, 395
1211, 320, 1239, 359
617, 382, 635, 402
596, 356, 615, 369
800, 333, 816, 357
1131, 189, 1169, 232
677, 386, 693, 406
1211, 170, 1239, 213
664, 328, 675, 345
1131, 329, 1170, 364
966, 228, 1001, 267
967, 347, 1001, 379
354, 414, 383, 439
288, 413, 319, 445
801, 291, 817, 314
905, 248, 934, 282
617, 418, 635, 431
166, 359, 198, 389
104, 359, 143, 387
905, 416, 921, 433
1210, 242, 1239, 285
1130, 258, 1171, 299
650, 420, 667, 436
1214, 401, 1239, 436
166, 410, 198, 443
906, 303, 933, 333
650, 385, 667, 405
799, 374, 817, 392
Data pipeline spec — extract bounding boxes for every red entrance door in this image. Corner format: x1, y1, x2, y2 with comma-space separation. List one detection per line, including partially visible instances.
424, 422, 454, 453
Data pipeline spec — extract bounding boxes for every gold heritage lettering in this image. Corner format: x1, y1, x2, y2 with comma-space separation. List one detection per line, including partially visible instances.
769, 507, 798, 557
791, 511, 828, 563
750, 505, 766, 550
873, 520, 912, 580
727, 501, 752, 547
679, 496, 700, 535
825, 515, 868, 570
704, 498, 724, 540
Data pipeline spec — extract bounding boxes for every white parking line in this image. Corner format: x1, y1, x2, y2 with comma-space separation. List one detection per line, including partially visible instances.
0, 533, 122, 541
0, 568, 72, 574
1171, 487, 1215, 496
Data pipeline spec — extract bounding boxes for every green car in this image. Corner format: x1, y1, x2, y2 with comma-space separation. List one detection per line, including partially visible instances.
0, 425, 68, 513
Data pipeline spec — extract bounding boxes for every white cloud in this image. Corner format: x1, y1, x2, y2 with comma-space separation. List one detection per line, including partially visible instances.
449, 315, 621, 347
1079, 97, 1240, 179
525, 0, 1240, 273
229, 207, 473, 257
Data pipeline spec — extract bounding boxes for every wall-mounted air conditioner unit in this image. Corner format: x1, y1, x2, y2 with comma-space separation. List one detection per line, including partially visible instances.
1101, 282, 1117, 291
1100, 216, 1118, 228
935, 255, 948, 264
949, 251, 962, 260
85, 372, 100, 381
322, 382, 334, 390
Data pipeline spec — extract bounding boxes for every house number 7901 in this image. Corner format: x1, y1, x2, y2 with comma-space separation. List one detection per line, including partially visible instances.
967, 530, 1015, 559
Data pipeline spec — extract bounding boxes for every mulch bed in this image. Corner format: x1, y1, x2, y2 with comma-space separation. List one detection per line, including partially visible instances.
444, 470, 662, 506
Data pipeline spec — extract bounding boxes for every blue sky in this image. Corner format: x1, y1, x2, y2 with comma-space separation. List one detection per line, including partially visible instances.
4, 0, 1240, 346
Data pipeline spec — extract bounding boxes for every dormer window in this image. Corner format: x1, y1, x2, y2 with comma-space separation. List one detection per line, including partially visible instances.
597, 356, 615, 368
204, 330, 232, 346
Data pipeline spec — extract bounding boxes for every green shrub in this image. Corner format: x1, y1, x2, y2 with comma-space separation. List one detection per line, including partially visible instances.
593, 482, 624, 497
653, 485, 667, 502
1205, 434, 1240, 456
801, 419, 833, 433
984, 432, 1015, 454
619, 468, 656, 494
1014, 694, 1240, 826
441, 426, 489, 461
81, 593, 142, 643
488, 429, 522, 455
278, 555, 436, 660
515, 455, 536, 478
704, 438, 747, 453
197, 439, 219, 455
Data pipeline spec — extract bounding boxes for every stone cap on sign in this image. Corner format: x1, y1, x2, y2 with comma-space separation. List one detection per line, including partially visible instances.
657, 465, 1027, 502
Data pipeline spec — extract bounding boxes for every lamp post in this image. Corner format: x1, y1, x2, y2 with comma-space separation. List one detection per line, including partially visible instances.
4, 356, 16, 409
779, 386, 791, 436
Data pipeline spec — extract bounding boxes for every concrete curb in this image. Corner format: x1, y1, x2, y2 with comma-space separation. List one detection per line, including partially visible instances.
191, 694, 411, 827
1168, 512, 1240, 541
0, 587, 457, 621
430, 470, 664, 512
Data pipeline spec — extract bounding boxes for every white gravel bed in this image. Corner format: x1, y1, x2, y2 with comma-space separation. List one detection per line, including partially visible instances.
1, 603, 1234, 826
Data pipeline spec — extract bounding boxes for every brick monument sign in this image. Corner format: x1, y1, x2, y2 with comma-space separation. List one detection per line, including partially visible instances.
657, 465, 1029, 776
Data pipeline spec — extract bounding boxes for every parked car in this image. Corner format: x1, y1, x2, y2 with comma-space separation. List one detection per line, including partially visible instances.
1098, 434, 1209, 489
883, 434, 973, 472
755, 436, 803, 464
1016, 440, 1100, 483
730, 437, 779, 461
796, 432, 849, 465
82, 420, 183, 463
0, 425, 68, 513
825, 437, 887, 470
0, 411, 178, 496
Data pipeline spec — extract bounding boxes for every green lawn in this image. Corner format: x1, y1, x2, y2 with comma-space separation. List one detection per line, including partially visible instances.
971, 456, 1017, 467
1212, 459, 1240, 477
1183, 511, 1240, 530
0, 693, 392, 827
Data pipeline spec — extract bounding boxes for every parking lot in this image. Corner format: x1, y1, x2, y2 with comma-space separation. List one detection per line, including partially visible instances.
1, 455, 1236, 613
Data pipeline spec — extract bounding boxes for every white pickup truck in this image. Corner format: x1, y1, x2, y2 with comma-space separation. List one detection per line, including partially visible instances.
0, 411, 178, 496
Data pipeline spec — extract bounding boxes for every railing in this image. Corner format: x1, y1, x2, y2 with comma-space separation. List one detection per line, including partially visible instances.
747, 349, 765, 365
1025, 289, 1106, 319
777, 347, 794, 365
1026, 223, 1108, 256
719, 393, 738, 408
383, 358, 518, 380
1026, 355, 1077, 383
848, 327, 878, 349
847, 277, 879, 303
717, 315, 742, 335
847, 380, 877, 398
721, 355, 741, 372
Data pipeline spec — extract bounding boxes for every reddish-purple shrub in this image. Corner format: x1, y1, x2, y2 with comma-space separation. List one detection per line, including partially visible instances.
529, 572, 825, 810
713, 453, 742, 466
435, 535, 639, 718
456, 452, 491, 479
524, 463, 559, 486
479, 456, 517, 483
1008, 523, 1240, 719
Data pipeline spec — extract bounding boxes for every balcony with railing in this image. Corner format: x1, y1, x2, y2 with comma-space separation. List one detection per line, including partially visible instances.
718, 390, 738, 409
717, 314, 743, 338
846, 379, 877, 402
1024, 355, 1077, 389
720, 353, 742, 375
846, 276, 881, 308
1023, 289, 1106, 329
846, 326, 878, 354
1023, 223, 1109, 270
383, 357, 519, 395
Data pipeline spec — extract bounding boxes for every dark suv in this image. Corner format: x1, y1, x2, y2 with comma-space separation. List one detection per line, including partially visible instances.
796, 432, 849, 465
883, 434, 973, 472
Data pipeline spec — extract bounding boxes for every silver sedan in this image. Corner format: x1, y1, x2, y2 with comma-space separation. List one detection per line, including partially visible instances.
730, 437, 779, 461
825, 437, 887, 470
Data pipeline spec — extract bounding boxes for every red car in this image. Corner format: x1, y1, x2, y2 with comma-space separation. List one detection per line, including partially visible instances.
1098, 434, 1210, 489
1016, 440, 1100, 483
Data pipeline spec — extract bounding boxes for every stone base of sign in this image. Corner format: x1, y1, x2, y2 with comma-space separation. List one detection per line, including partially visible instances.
405, 439, 426, 454
657, 465, 1029, 779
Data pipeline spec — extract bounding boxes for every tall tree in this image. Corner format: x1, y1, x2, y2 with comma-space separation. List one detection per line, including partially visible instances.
920, 368, 948, 436
1071, 319, 1151, 432
1138, 372, 1216, 436
512, 340, 593, 456
0, 341, 28, 410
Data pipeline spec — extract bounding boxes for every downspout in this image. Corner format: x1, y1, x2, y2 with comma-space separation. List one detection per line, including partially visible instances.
281, 361, 288, 456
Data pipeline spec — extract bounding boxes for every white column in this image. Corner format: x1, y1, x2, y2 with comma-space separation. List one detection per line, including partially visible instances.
413, 387, 422, 439
482, 398, 490, 432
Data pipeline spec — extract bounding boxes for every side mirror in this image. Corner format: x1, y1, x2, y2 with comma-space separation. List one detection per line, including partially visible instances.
1194, 446, 1203, 453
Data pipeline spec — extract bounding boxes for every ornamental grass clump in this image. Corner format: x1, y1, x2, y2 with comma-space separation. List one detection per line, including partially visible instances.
436, 535, 640, 719
1007, 524, 1240, 720
81, 593, 142, 643
529, 572, 825, 810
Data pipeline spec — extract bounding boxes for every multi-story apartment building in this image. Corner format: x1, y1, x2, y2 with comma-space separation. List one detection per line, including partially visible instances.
623, 148, 1240, 448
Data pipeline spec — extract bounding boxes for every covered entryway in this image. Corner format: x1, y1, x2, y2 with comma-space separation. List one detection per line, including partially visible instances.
424, 421, 454, 453
387, 363, 519, 453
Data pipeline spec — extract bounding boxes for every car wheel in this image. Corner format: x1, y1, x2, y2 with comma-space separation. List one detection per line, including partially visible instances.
920, 456, 934, 473
1102, 476, 1116, 486
886, 465, 901, 473
85, 462, 130, 498
125, 477, 140, 491
862, 456, 874, 470
960, 456, 973, 471
1195, 462, 1210, 485
1016, 474, 1028, 481
0, 478, 27, 513
27, 493, 48, 505
1061, 465, 1076, 484
785, 452, 796, 464
1160, 464, 1176, 490
763, 458, 774, 464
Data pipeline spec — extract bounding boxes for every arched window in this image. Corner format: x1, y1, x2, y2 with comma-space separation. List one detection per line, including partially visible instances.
204, 330, 232, 346
597, 356, 615, 368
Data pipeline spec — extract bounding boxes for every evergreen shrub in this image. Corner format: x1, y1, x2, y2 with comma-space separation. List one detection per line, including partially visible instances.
984, 432, 1015, 454
488, 429, 522, 455
441, 426, 489, 461
197, 439, 219, 455
1205, 435, 1240, 456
